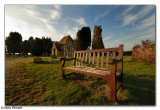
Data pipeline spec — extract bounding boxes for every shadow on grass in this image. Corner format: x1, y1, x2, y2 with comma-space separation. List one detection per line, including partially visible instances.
33, 60, 61, 64
64, 71, 155, 105
119, 74, 155, 105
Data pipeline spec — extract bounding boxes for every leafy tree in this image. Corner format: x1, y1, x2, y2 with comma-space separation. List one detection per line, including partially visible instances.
75, 27, 91, 50
75, 32, 83, 50
29, 37, 53, 56
30, 37, 43, 56
29, 36, 34, 43
92, 25, 104, 49
22, 40, 30, 55
28, 36, 34, 53
42, 37, 53, 56
5, 32, 22, 55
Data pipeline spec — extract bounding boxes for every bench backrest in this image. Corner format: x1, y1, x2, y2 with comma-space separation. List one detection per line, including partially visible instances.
73, 44, 123, 70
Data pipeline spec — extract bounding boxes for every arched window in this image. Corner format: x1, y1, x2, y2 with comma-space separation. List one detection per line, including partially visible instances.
68, 46, 70, 51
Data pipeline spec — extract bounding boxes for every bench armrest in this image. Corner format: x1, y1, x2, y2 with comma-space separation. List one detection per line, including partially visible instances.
60, 58, 75, 61
108, 58, 123, 64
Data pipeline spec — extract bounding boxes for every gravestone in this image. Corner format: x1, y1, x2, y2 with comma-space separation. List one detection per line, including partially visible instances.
33, 57, 42, 63
52, 55, 57, 59
49, 60, 57, 63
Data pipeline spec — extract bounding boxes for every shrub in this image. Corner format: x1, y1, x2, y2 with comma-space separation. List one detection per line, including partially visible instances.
132, 40, 155, 64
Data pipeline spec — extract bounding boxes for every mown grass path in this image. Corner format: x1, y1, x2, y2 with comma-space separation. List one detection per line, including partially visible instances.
5, 57, 155, 105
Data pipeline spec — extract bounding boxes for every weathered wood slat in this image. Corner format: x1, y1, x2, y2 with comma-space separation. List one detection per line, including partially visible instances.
96, 52, 100, 68
82, 52, 85, 66
118, 44, 124, 89
73, 51, 76, 66
119, 44, 123, 59
76, 53, 79, 66
106, 52, 109, 70
113, 51, 116, 59
79, 53, 81, 66
76, 47, 119, 53
89, 52, 91, 66
92, 52, 95, 67
101, 52, 104, 68
110, 62, 117, 102
85, 52, 88, 66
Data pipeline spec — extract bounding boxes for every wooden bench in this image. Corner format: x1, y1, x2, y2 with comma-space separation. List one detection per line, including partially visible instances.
60, 44, 124, 102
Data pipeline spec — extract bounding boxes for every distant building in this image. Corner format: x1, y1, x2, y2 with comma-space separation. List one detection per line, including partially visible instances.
51, 35, 75, 58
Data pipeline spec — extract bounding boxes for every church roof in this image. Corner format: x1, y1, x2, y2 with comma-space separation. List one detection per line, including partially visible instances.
52, 35, 74, 51
58, 35, 73, 44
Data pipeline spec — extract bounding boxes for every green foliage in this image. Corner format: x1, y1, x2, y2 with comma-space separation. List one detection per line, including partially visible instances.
29, 37, 53, 56
41, 37, 53, 56
30, 38, 43, 56
92, 25, 104, 49
75, 27, 91, 50
5, 31, 22, 54
22, 40, 30, 55
5, 33, 53, 56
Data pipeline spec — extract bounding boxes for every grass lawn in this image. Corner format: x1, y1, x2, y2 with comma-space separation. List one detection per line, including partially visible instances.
5, 56, 34, 60
5, 56, 155, 105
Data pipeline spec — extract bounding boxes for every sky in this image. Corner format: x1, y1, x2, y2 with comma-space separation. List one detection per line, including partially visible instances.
5, 5, 155, 51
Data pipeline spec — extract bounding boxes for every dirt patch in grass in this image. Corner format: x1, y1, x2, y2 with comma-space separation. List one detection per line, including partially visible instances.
5, 58, 45, 105
66, 73, 127, 103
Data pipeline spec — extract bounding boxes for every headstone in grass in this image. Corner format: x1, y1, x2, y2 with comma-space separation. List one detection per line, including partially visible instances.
33, 56, 42, 63
52, 55, 57, 59
49, 60, 57, 63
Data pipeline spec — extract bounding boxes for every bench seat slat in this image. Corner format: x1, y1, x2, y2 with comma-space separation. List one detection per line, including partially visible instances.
64, 66, 109, 75
64, 66, 121, 76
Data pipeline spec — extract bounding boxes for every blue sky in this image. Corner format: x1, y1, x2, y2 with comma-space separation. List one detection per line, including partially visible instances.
5, 5, 155, 51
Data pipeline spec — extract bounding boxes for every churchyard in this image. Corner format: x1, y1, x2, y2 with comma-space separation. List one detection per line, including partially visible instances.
5, 56, 155, 105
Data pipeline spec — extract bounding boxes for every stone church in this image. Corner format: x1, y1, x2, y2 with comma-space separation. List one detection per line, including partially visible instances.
51, 35, 75, 58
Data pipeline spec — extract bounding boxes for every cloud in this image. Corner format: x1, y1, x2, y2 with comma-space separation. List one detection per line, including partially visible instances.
137, 27, 155, 39
131, 13, 155, 31
119, 5, 155, 27
104, 40, 122, 49
66, 27, 79, 39
5, 5, 60, 41
57, 25, 79, 40
72, 17, 87, 26
103, 35, 112, 41
103, 37, 142, 51
118, 5, 135, 18
54, 5, 61, 10
49, 10, 61, 20
95, 9, 110, 22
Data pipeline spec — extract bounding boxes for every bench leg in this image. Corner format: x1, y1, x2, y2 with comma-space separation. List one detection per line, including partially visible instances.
110, 64, 117, 102
61, 60, 65, 79
61, 69, 65, 79
110, 77, 116, 102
